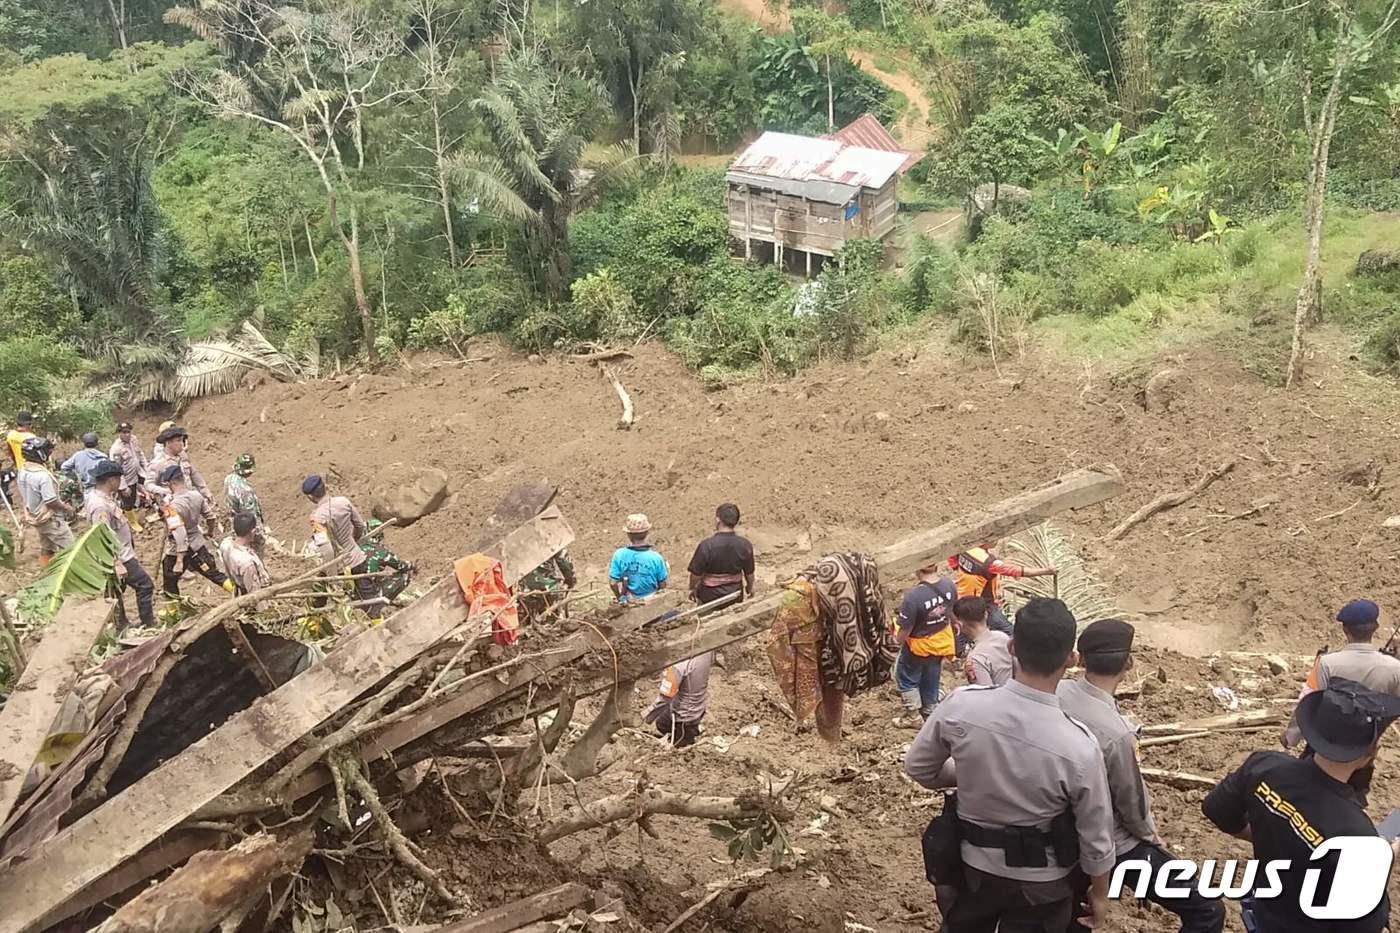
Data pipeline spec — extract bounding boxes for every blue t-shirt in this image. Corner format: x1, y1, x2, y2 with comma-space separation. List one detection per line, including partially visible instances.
609, 544, 669, 600
61, 448, 107, 489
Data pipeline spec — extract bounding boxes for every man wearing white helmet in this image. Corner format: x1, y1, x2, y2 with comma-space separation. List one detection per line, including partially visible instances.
608, 513, 669, 604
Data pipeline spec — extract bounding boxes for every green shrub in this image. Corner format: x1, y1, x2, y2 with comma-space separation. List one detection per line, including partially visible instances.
0, 256, 79, 338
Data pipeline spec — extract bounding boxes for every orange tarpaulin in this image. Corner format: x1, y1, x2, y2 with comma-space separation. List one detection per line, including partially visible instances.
453, 553, 519, 646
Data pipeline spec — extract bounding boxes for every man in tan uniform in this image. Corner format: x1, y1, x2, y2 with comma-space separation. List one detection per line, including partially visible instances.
221, 512, 270, 596
1058, 620, 1224, 933
147, 425, 221, 535
1281, 598, 1400, 804
17, 437, 74, 565
957, 597, 1013, 687
905, 598, 1116, 932
86, 459, 156, 628
302, 474, 378, 604
158, 463, 232, 598
108, 422, 148, 532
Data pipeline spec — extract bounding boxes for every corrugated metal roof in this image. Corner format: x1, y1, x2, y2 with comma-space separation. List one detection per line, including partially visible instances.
728, 131, 907, 202
826, 113, 923, 173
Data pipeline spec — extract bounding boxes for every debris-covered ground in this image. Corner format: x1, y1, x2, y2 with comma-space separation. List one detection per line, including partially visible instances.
5, 334, 1400, 932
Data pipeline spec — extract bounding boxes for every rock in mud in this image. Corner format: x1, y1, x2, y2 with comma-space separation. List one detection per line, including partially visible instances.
1265, 655, 1290, 676
371, 467, 449, 527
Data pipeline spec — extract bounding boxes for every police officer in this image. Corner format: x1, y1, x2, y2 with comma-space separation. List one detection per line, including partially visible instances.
1281, 599, 1400, 805
1205, 677, 1400, 933
1058, 620, 1224, 933
905, 598, 1116, 932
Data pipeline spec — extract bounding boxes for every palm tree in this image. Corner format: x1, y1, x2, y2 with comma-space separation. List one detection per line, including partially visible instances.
0, 113, 167, 331
450, 51, 638, 303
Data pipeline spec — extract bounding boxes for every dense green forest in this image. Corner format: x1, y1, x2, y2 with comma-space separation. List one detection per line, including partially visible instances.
3, 0, 1400, 434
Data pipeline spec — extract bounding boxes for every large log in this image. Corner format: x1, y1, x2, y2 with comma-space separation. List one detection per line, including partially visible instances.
95, 830, 314, 933
0, 509, 574, 933
370, 465, 1128, 766
0, 600, 114, 825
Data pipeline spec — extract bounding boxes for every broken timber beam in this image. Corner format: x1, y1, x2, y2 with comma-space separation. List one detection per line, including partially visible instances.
426, 882, 590, 933
0, 599, 114, 825
360, 465, 1127, 771
0, 509, 574, 933
95, 830, 314, 933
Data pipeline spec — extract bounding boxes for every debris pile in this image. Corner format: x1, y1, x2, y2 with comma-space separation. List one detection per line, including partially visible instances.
0, 467, 1127, 933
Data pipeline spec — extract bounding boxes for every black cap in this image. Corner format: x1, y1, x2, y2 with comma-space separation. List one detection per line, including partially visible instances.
1078, 618, 1136, 658
117, 421, 133, 432
159, 463, 185, 485
156, 425, 188, 444
91, 459, 124, 482
301, 474, 325, 496
16, 411, 32, 426
1296, 677, 1400, 762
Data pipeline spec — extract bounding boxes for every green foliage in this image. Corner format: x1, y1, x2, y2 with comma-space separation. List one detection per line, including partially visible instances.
0, 526, 14, 570
18, 524, 119, 623
708, 813, 792, 867
0, 256, 80, 338
0, 336, 104, 439
752, 32, 894, 134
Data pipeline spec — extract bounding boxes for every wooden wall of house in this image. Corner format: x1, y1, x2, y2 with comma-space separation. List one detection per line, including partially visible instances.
727, 179, 897, 258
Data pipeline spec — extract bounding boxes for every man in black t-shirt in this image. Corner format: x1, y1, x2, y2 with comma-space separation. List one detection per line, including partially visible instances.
687, 503, 755, 607
1203, 678, 1400, 933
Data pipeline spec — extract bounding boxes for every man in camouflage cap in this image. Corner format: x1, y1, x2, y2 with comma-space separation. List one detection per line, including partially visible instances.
224, 453, 270, 555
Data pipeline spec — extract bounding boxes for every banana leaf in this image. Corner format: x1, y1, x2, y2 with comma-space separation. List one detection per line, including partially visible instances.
17, 523, 118, 622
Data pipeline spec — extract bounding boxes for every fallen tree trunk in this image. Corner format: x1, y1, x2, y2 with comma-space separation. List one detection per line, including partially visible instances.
95, 830, 313, 933
285, 465, 1130, 790
539, 785, 790, 844
600, 364, 634, 430
0, 599, 114, 824
1104, 461, 1235, 542
1140, 708, 1281, 736
425, 882, 590, 933
0, 509, 573, 933
1141, 768, 1217, 791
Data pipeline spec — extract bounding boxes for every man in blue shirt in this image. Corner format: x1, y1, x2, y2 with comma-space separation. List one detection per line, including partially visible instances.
61, 432, 107, 489
609, 513, 669, 603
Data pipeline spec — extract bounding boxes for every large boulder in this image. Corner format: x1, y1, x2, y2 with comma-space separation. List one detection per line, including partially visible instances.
372, 467, 450, 528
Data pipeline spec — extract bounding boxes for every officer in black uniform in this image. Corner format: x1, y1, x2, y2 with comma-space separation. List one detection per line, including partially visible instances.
1204, 677, 1400, 933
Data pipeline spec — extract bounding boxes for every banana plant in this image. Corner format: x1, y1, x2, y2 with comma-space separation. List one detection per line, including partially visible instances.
1075, 121, 1123, 193
17, 523, 118, 623
1194, 209, 1234, 244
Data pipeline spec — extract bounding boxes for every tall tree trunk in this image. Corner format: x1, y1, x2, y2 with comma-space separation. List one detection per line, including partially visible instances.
628, 60, 643, 156
104, 0, 129, 50
345, 206, 377, 356
432, 100, 459, 267
1286, 51, 1347, 389
826, 54, 835, 131
304, 215, 321, 278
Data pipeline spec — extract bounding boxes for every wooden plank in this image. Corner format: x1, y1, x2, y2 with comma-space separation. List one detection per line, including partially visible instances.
32, 831, 226, 931
0, 599, 114, 825
0, 510, 574, 933
430, 883, 589, 933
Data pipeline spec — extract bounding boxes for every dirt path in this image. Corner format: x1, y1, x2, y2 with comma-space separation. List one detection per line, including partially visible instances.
716, 0, 932, 144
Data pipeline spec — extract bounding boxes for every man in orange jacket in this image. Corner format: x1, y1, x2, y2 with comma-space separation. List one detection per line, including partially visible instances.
948, 545, 1056, 636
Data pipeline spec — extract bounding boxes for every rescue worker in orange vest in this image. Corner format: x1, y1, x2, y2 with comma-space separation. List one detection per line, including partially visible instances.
948, 545, 1056, 638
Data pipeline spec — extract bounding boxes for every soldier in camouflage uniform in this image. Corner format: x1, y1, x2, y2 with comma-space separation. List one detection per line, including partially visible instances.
519, 547, 576, 624
359, 518, 415, 602
223, 453, 269, 555
58, 465, 85, 518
